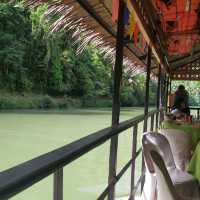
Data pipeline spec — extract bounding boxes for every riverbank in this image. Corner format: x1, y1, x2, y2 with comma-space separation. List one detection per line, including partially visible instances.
0, 93, 113, 110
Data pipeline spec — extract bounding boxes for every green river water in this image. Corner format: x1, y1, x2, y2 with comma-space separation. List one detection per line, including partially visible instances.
0, 108, 147, 200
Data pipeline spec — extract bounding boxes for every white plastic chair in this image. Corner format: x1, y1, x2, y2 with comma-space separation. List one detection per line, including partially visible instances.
160, 129, 192, 171
150, 150, 200, 200
142, 132, 199, 200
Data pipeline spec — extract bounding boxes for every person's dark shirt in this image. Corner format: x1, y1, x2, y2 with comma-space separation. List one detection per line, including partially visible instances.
172, 90, 189, 112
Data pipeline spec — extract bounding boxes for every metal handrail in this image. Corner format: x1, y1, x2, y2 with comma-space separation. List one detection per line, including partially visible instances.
0, 109, 163, 199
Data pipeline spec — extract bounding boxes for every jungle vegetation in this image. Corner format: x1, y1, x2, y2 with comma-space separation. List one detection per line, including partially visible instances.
0, 2, 199, 109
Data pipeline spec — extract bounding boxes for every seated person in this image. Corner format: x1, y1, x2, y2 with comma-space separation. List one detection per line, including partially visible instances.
172, 85, 190, 115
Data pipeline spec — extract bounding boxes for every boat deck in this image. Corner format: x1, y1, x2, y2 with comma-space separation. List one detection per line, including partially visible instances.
117, 196, 141, 200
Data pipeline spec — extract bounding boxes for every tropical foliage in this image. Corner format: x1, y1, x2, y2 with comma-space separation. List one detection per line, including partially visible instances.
0, 2, 164, 109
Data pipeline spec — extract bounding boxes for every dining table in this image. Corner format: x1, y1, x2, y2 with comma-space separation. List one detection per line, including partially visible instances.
161, 121, 200, 151
188, 142, 200, 183
161, 120, 200, 183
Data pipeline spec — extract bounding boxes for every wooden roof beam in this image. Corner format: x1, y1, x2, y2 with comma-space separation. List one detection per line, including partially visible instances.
171, 75, 200, 81
171, 70, 200, 74
126, 0, 169, 72
169, 49, 200, 63
142, 0, 167, 55
75, 0, 146, 66
171, 51, 200, 69
166, 28, 200, 36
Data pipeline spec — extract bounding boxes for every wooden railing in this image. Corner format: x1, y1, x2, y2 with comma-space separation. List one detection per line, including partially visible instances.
190, 107, 200, 119
0, 109, 163, 200
167, 106, 200, 120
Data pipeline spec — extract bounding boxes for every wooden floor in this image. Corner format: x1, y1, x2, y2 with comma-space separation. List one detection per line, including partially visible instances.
117, 196, 141, 200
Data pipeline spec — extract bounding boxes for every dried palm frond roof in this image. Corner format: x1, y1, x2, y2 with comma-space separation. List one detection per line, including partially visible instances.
171, 59, 200, 80
24, 0, 151, 75
133, 0, 200, 80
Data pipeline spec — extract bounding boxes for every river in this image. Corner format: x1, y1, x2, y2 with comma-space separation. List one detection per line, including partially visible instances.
0, 108, 146, 199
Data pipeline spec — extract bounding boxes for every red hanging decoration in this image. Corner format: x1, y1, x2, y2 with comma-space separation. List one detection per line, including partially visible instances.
112, 0, 119, 22
152, 0, 200, 55
134, 24, 139, 46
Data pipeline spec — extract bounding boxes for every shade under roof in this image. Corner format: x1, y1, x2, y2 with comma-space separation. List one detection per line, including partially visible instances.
152, 0, 200, 56
25, 0, 200, 80
26, 0, 154, 76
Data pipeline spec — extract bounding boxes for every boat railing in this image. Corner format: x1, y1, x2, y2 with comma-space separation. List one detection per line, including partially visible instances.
0, 108, 164, 200
190, 107, 200, 120
167, 106, 200, 120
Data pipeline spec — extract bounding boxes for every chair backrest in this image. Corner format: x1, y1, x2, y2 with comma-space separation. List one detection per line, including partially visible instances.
150, 150, 179, 200
142, 132, 176, 173
160, 129, 192, 170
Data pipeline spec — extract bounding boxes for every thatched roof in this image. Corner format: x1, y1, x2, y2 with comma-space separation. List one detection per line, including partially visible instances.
25, 0, 200, 80
138, 0, 200, 80
25, 0, 151, 76
171, 59, 200, 80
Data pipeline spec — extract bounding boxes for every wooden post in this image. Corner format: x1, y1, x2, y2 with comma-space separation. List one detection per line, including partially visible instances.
108, 1, 125, 200
159, 75, 166, 125
150, 114, 154, 131
165, 76, 169, 112
162, 75, 166, 107
168, 79, 172, 112
129, 124, 138, 200
169, 79, 172, 94
141, 45, 152, 193
156, 65, 161, 129
143, 46, 152, 132
53, 168, 63, 200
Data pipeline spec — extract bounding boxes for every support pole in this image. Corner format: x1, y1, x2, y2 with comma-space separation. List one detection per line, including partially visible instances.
169, 79, 172, 94
141, 45, 152, 193
129, 124, 138, 200
156, 65, 161, 129
168, 79, 172, 112
161, 75, 166, 107
143, 45, 152, 132
163, 76, 166, 107
108, 1, 125, 200
165, 76, 169, 112
53, 168, 63, 200
159, 75, 167, 124
150, 114, 155, 131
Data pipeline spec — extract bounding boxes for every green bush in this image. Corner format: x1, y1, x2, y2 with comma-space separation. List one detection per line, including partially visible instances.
95, 98, 112, 107
57, 97, 82, 109
0, 94, 83, 110
0, 97, 17, 109
68, 98, 82, 108
81, 97, 112, 108
38, 95, 57, 109
120, 87, 139, 107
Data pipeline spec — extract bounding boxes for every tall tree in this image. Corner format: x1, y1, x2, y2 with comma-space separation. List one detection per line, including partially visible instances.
0, 3, 32, 91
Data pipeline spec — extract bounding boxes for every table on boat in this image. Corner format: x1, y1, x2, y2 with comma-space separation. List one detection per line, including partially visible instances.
162, 121, 200, 183
161, 121, 200, 150
190, 107, 200, 119
188, 142, 200, 183
167, 106, 200, 119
